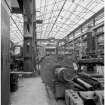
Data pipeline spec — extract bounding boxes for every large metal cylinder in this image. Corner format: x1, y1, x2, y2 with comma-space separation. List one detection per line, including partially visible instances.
55, 67, 75, 82
73, 78, 93, 90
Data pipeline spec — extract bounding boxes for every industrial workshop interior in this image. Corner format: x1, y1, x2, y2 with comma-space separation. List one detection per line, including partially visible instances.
1, 0, 104, 105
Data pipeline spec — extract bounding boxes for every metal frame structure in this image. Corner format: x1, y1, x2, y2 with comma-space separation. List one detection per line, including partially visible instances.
58, 7, 104, 46
57, 7, 104, 59
10, 0, 104, 46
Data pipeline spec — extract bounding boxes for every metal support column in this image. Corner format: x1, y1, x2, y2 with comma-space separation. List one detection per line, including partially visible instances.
32, 0, 37, 71
73, 32, 75, 60
23, 0, 34, 72
1, 1, 10, 104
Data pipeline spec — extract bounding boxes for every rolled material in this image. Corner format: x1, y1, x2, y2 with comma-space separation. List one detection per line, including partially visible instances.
73, 82, 86, 91
80, 77, 101, 89
78, 73, 102, 89
73, 78, 93, 90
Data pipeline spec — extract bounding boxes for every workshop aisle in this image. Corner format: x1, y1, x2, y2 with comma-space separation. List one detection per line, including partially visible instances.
10, 77, 49, 105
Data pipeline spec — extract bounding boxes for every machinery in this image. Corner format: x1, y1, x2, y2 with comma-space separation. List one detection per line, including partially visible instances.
40, 54, 104, 105
39, 27, 104, 105
10, 73, 19, 92
10, 45, 23, 92
64, 57, 104, 105
77, 58, 104, 87
40, 55, 76, 98
65, 89, 104, 105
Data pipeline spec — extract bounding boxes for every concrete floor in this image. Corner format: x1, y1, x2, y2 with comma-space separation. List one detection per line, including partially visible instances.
10, 77, 65, 105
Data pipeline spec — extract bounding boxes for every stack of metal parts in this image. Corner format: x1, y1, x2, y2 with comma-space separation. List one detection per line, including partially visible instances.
72, 73, 102, 91
65, 89, 84, 105
65, 72, 104, 105
65, 89, 104, 105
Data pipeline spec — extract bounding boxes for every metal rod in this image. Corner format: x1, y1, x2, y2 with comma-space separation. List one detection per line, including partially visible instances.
32, 0, 37, 71
46, 0, 67, 38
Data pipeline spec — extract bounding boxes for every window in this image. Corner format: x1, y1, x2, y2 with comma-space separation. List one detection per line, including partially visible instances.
95, 12, 104, 25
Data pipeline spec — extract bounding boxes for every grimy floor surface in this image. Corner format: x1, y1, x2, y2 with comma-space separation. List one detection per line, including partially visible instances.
10, 77, 65, 105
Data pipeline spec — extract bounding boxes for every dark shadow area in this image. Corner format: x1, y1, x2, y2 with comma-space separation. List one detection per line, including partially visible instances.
84, 99, 96, 105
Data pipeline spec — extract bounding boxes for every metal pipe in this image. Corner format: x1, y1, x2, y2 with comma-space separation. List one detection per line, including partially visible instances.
32, 0, 37, 71
73, 82, 86, 91
74, 78, 93, 90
